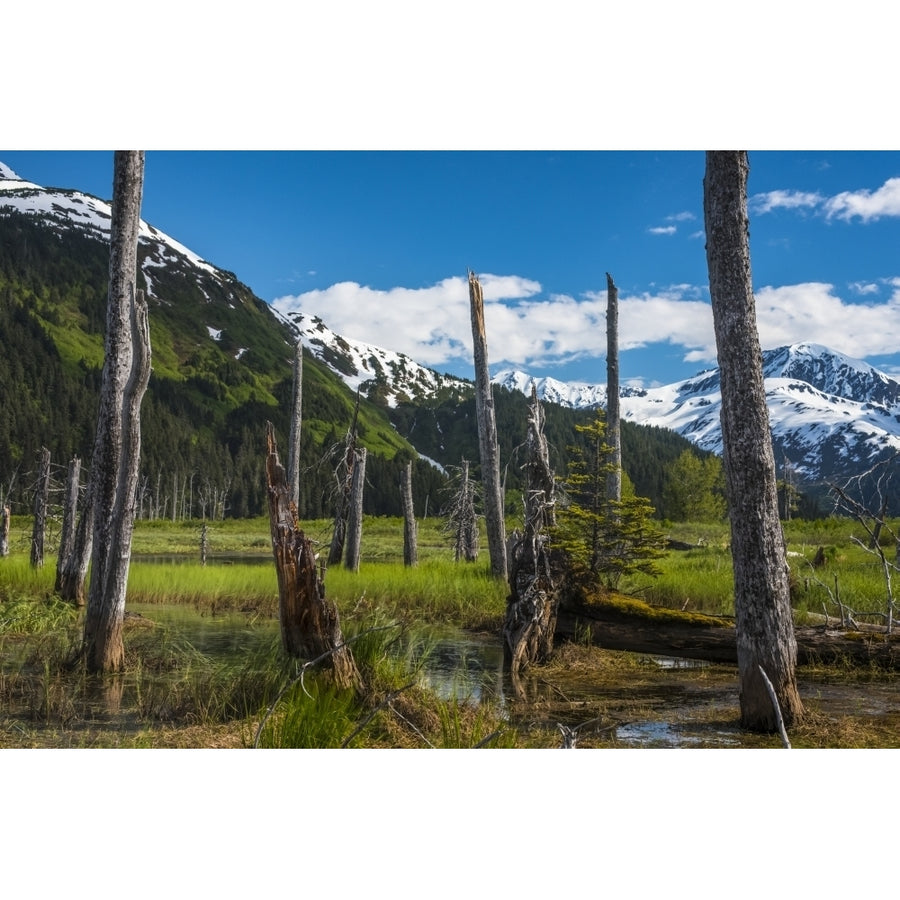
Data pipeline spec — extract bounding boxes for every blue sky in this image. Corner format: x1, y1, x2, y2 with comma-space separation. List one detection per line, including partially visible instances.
3, 149, 900, 387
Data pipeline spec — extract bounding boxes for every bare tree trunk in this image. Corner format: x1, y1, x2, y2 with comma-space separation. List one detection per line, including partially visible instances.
0, 502, 9, 557
400, 460, 418, 567
58, 482, 94, 607
327, 397, 359, 566
605, 273, 622, 506
504, 386, 558, 688
344, 447, 367, 572
287, 340, 303, 510
30, 447, 51, 568
83, 151, 151, 674
448, 459, 479, 562
55, 456, 81, 591
265, 422, 361, 691
200, 522, 209, 567
704, 150, 803, 730
468, 271, 507, 579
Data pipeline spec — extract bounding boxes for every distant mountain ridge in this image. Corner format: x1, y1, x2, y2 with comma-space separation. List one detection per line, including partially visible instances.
495, 343, 900, 484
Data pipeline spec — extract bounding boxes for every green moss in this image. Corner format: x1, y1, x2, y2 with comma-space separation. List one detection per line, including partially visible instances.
581, 590, 734, 629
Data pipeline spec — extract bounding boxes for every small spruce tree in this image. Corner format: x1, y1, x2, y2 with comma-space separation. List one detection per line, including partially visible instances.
554, 411, 666, 591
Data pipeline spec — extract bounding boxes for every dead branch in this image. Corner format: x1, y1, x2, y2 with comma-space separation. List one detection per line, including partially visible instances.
758, 665, 791, 748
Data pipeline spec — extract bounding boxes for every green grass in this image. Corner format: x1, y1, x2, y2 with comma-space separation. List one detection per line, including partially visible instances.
624, 516, 900, 625
4, 512, 900, 748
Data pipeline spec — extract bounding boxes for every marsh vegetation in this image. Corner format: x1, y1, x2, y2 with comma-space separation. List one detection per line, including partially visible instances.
1, 514, 899, 748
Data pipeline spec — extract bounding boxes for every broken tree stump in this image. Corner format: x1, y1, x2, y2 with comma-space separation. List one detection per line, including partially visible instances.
265, 422, 361, 692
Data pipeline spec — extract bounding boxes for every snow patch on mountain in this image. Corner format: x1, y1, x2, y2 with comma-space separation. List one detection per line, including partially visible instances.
497, 344, 900, 483
493, 370, 608, 408
278, 309, 471, 407
0, 165, 222, 295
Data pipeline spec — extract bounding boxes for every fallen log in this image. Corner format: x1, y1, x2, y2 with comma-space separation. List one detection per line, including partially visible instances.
556, 594, 900, 669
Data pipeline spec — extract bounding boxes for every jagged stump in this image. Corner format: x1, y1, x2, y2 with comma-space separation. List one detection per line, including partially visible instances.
265, 422, 361, 692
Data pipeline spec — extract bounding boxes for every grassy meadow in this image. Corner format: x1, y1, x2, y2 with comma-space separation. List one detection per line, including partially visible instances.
2, 512, 899, 749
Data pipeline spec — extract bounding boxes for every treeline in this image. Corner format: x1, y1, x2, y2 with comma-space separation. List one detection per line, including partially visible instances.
388, 384, 702, 517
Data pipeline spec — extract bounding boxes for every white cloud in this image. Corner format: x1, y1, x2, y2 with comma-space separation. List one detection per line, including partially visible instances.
849, 281, 879, 295
748, 189, 823, 214
272, 274, 541, 369
753, 282, 900, 359
751, 176, 900, 223
272, 275, 900, 379
647, 225, 677, 235
666, 211, 696, 222
823, 177, 900, 222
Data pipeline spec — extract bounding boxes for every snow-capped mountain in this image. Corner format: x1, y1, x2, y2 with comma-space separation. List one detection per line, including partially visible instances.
0, 161, 237, 303
493, 370, 609, 409
277, 309, 471, 407
498, 343, 900, 483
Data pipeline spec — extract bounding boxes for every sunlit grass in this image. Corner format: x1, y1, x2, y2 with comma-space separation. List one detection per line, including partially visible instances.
126, 561, 278, 615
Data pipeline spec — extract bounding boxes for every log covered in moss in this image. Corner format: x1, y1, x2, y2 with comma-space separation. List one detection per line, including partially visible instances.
557, 594, 900, 669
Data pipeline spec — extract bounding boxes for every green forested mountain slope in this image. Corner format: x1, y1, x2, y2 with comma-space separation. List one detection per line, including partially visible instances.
0, 204, 698, 522
0, 209, 430, 518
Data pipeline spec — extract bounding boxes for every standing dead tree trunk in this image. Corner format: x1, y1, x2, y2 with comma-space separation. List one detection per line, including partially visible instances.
286, 340, 303, 510
446, 459, 479, 562
55, 456, 81, 592
605, 273, 622, 506
400, 460, 418, 567
468, 271, 507, 579
327, 395, 360, 566
344, 447, 367, 573
83, 151, 151, 674
704, 150, 803, 730
503, 386, 559, 688
30, 447, 51, 568
265, 422, 361, 691
57, 482, 93, 607
0, 501, 9, 557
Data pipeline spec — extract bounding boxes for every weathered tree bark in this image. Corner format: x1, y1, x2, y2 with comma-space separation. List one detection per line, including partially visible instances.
605, 273, 622, 506
265, 422, 361, 691
57, 482, 94, 607
556, 597, 900, 669
704, 151, 803, 729
0, 502, 10, 557
344, 447, 367, 572
83, 151, 151, 673
400, 460, 418, 567
468, 271, 507, 579
286, 340, 303, 510
30, 447, 51, 568
327, 396, 359, 566
504, 387, 559, 689
54, 456, 81, 591
200, 522, 209, 566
